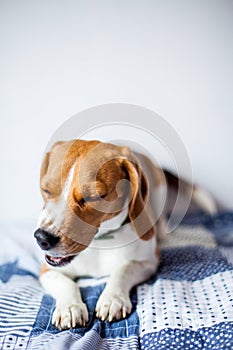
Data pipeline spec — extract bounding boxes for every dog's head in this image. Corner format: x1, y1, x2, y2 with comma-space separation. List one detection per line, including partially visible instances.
34, 140, 155, 267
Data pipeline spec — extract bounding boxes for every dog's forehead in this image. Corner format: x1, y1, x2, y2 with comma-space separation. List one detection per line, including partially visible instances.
41, 140, 130, 191
63, 140, 126, 179
77, 149, 127, 194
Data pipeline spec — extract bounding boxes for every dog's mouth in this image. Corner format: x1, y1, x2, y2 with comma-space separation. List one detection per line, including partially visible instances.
45, 254, 76, 267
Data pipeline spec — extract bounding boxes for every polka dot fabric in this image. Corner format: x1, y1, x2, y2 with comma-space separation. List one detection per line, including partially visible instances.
138, 271, 233, 333
141, 323, 233, 350
138, 219, 233, 350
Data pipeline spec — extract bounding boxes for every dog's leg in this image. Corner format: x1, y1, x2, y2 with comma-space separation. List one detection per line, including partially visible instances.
40, 269, 88, 330
95, 260, 157, 322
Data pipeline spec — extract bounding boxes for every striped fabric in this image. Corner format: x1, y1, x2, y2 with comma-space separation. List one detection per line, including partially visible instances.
0, 212, 233, 349
0, 277, 42, 337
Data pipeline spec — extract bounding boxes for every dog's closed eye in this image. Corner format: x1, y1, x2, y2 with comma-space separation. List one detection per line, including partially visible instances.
41, 188, 51, 196
84, 194, 106, 202
77, 194, 106, 209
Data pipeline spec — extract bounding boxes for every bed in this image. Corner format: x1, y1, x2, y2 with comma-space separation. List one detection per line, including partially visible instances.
0, 211, 233, 349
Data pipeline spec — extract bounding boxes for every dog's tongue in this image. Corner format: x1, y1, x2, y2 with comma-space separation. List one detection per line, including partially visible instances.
45, 254, 75, 267
49, 256, 63, 263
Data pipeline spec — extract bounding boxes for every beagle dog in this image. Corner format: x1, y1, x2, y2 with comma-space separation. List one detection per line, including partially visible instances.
34, 140, 216, 330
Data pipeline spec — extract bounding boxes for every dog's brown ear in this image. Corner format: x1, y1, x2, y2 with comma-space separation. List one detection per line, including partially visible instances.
122, 157, 155, 240
40, 152, 50, 181
40, 141, 67, 181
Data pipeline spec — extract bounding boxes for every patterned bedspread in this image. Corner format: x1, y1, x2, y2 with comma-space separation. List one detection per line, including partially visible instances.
0, 212, 233, 349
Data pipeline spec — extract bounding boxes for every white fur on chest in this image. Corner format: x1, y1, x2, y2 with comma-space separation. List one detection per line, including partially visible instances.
58, 224, 157, 279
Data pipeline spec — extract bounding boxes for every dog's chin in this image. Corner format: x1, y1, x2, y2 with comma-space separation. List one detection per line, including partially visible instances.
45, 254, 76, 267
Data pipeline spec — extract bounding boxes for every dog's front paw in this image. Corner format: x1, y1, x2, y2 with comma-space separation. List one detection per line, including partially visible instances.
95, 290, 132, 322
52, 302, 88, 330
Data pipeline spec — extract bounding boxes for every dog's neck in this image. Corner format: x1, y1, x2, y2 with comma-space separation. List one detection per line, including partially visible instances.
94, 204, 129, 240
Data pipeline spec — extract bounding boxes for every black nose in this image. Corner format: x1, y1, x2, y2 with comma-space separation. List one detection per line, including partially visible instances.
34, 229, 60, 251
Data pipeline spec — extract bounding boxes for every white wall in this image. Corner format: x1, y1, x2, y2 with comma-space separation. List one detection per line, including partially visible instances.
1, 0, 233, 221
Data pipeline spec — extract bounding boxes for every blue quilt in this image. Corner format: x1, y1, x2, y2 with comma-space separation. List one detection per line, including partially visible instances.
0, 212, 233, 349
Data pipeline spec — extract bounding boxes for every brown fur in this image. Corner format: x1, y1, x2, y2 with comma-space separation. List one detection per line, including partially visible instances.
40, 262, 51, 275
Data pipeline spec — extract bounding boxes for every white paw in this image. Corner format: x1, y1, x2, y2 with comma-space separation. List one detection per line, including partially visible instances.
52, 302, 88, 330
95, 291, 132, 322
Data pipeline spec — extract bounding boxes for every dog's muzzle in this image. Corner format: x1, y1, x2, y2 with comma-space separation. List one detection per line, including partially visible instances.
34, 229, 77, 267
